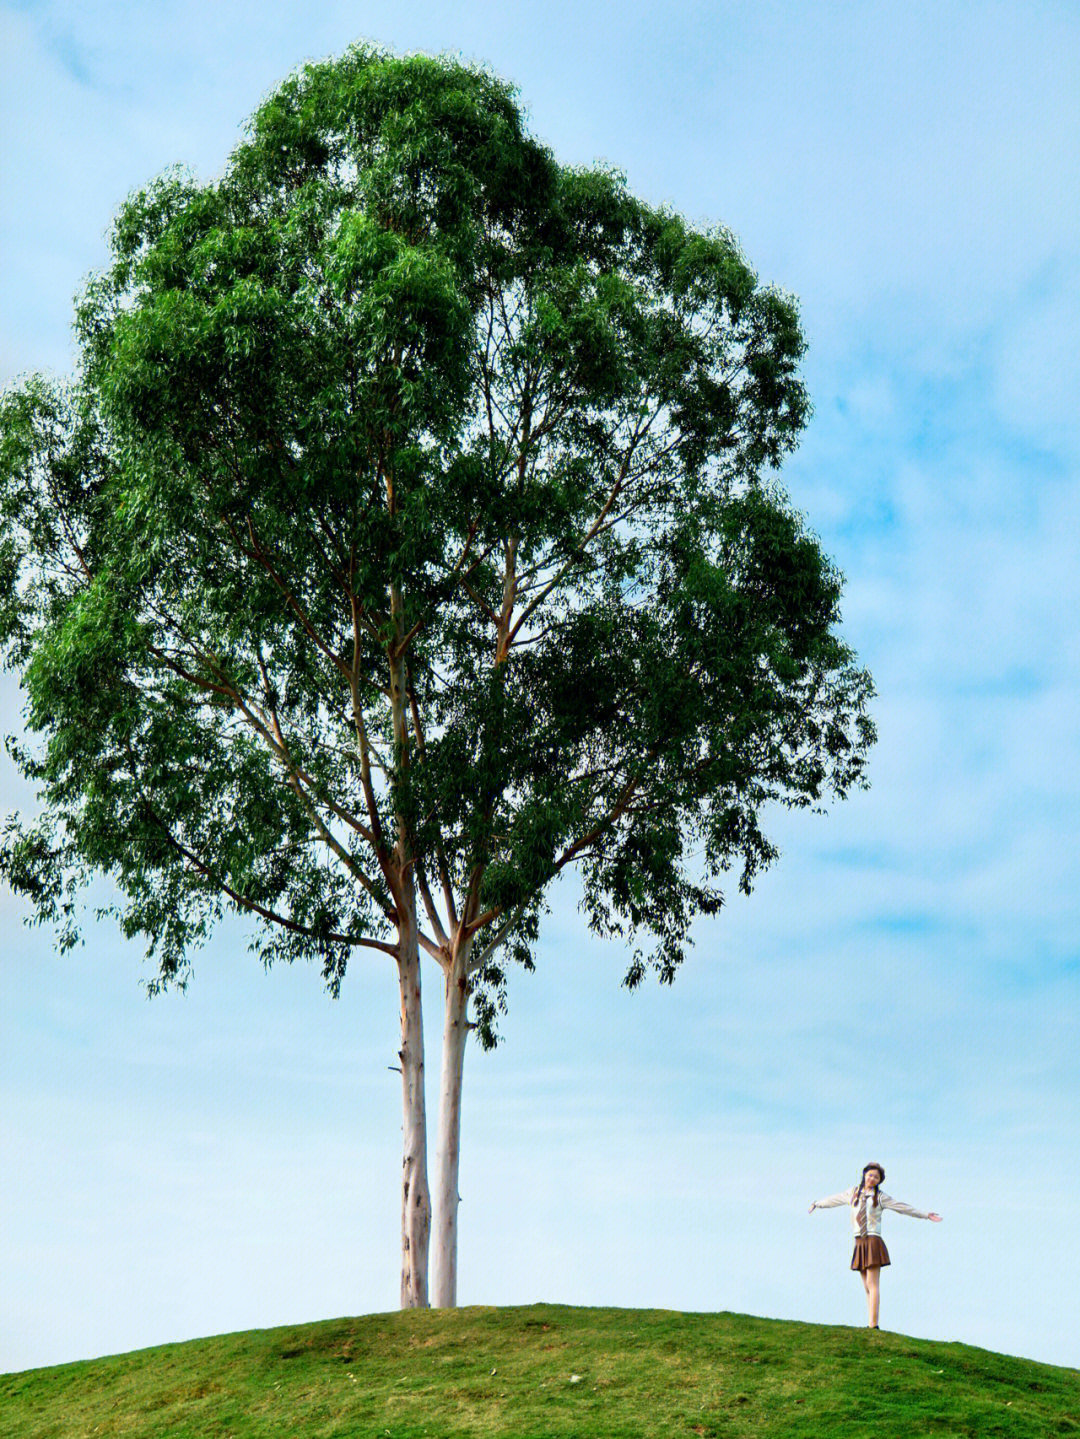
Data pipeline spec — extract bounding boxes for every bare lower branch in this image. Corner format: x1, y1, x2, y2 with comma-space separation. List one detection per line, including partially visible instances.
552, 750, 662, 873
140, 799, 398, 957
468, 904, 526, 973
462, 579, 500, 626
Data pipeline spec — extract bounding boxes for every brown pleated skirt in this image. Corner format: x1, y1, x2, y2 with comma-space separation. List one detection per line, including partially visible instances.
851, 1236, 891, 1271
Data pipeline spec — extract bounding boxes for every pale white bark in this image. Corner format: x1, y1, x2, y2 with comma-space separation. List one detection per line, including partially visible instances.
397, 896, 432, 1308
432, 942, 472, 1307
384, 545, 435, 1308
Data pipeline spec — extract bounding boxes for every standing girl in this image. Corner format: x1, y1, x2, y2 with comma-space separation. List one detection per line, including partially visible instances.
809, 1162, 942, 1328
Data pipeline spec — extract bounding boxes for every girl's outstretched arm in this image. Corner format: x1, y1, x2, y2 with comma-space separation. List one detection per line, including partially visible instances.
808, 1188, 852, 1213
880, 1193, 942, 1220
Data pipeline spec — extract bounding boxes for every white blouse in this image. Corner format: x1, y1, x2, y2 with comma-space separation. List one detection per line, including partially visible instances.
811, 1185, 930, 1238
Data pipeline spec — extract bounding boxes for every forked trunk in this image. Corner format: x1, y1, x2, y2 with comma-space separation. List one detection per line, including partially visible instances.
397, 898, 431, 1308
432, 948, 471, 1307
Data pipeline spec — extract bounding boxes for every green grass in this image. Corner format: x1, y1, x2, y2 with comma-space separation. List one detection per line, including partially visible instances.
2, 1305, 1077, 1439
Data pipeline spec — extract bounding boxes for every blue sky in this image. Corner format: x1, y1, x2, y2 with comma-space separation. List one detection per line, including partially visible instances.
2, 0, 1078, 1374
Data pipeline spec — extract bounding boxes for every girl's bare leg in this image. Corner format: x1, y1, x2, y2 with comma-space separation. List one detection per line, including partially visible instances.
865, 1265, 881, 1326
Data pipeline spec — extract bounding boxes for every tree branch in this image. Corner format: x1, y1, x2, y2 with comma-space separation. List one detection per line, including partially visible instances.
348, 589, 393, 879
552, 749, 663, 874
462, 579, 500, 627
142, 634, 393, 917
467, 903, 526, 973
218, 509, 353, 683
139, 798, 398, 957
406, 667, 455, 944
506, 422, 651, 643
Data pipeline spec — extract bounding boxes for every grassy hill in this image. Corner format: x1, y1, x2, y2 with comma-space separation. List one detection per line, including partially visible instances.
2, 1305, 1077, 1439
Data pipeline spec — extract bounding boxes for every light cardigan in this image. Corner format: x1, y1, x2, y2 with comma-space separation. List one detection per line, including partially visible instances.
811, 1186, 931, 1238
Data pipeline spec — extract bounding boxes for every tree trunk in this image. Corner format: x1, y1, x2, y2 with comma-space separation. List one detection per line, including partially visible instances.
432, 949, 471, 1307
397, 896, 431, 1308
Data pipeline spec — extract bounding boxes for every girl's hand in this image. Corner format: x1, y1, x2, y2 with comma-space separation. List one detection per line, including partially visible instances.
808, 1203, 816, 1213
928, 1212, 942, 1221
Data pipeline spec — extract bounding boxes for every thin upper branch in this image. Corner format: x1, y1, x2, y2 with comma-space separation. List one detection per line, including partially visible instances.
216, 508, 353, 684
505, 420, 656, 643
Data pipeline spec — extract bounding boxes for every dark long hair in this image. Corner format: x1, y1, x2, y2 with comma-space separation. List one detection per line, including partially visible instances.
852, 1162, 885, 1207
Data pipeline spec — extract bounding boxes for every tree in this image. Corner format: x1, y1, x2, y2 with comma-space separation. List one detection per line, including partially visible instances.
0, 43, 875, 1310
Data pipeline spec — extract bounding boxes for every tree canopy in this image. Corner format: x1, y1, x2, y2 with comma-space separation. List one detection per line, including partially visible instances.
1, 42, 875, 1306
